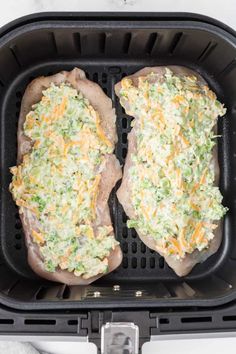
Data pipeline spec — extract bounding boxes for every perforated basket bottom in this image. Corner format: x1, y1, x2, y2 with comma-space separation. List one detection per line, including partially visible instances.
2, 60, 227, 283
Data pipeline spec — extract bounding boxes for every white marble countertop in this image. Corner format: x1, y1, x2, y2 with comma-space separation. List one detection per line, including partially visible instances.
0, 1, 235, 353
0, 0, 236, 30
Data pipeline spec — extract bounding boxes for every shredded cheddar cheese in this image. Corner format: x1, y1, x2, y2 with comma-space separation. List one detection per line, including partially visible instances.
10, 83, 118, 277
120, 68, 227, 259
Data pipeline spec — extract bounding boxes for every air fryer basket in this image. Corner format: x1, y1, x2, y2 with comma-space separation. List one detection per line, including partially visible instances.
0, 13, 236, 311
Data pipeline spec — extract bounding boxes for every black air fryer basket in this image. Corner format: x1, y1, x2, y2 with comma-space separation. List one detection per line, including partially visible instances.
0, 12, 236, 352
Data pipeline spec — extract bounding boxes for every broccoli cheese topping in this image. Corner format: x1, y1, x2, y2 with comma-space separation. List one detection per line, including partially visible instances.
10, 83, 118, 278
119, 68, 227, 259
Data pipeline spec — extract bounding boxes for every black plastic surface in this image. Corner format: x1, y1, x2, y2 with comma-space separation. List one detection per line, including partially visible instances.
0, 13, 236, 310
2, 302, 236, 353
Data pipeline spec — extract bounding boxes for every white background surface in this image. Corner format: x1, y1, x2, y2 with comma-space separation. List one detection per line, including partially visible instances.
0, 0, 236, 30
0, 0, 235, 353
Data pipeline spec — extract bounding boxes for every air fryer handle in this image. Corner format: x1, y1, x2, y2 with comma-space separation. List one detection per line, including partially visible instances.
101, 322, 139, 354
85, 311, 155, 353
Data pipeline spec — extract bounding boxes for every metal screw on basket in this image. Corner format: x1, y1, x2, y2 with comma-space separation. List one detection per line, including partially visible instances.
113, 285, 120, 291
135, 290, 142, 297
94, 291, 101, 298
110, 0, 137, 6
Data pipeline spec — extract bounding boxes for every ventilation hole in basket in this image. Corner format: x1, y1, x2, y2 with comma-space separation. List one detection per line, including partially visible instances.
102, 87, 107, 94
122, 133, 127, 144
217, 59, 236, 78
223, 316, 236, 321
123, 33, 132, 54
131, 229, 137, 238
122, 148, 127, 159
122, 241, 128, 254
15, 220, 22, 229
141, 257, 146, 269
10, 46, 21, 68
122, 257, 128, 268
93, 73, 98, 83
49, 32, 57, 54
132, 242, 137, 253
122, 118, 127, 129
159, 257, 164, 269
159, 318, 169, 324
36, 287, 48, 300
0, 319, 14, 324
62, 285, 71, 299
150, 249, 155, 254
122, 212, 127, 223
146, 33, 158, 55
181, 317, 212, 323
73, 33, 81, 53
99, 33, 106, 53
122, 227, 128, 238
121, 72, 127, 78
68, 319, 78, 326
121, 107, 126, 114
197, 41, 217, 62
169, 32, 183, 55
16, 91, 22, 98
141, 243, 146, 253
15, 233, 21, 240
24, 319, 56, 325
102, 73, 107, 84
150, 257, 155, 268
14, 243, 21, 250
131, 257, 137, 269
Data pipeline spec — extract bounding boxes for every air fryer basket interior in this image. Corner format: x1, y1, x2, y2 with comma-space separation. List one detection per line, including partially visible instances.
0, 15, 236, 310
